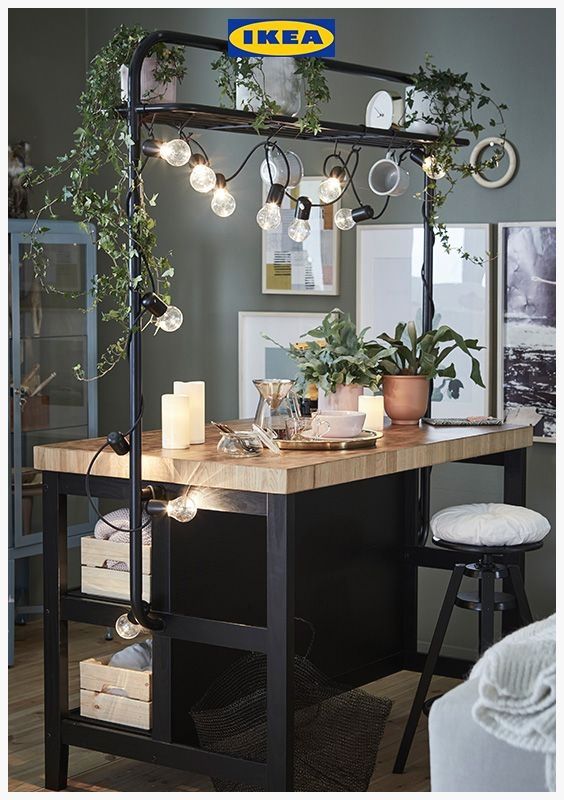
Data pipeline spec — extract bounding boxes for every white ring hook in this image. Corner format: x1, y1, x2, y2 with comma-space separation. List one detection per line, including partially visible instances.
469, 137, 517, 189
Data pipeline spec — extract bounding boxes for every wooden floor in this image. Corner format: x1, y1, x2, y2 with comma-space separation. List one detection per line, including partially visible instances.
9, 620, 459, 792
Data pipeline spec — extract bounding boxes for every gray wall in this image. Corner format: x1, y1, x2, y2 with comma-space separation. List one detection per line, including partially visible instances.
9, 8, 555, 654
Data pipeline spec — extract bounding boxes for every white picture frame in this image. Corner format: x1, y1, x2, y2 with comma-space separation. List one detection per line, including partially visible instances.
238, 311, 326, 418
261, 176, 340, 296
497, 222, 556, 443
356, 223, 491, 417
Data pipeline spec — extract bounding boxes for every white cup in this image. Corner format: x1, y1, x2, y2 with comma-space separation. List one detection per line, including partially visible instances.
368, 156, 410, 197
312, 410, 366, 439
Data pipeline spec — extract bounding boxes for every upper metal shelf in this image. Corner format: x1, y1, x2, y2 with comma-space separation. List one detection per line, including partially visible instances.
123, 102, 470, 150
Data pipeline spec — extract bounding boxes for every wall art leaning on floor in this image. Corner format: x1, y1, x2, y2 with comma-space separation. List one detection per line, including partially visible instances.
497, 222, 556, 442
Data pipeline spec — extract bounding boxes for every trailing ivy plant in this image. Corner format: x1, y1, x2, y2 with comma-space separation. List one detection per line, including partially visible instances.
371, 321, 485, 387
264, 309, 396, 396
406, 55, 508, 263
23, 25, 186, 380
211, 55, 330, 134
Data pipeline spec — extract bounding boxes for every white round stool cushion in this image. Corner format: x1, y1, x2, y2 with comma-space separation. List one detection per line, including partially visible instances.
431, 503, 550, 548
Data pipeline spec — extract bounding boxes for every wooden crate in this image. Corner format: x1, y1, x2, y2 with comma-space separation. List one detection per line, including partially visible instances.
80, 655, 152, 730
81, 536, 151, 602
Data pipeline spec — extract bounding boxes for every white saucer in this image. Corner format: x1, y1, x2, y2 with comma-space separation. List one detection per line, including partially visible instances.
301, 429, 367, 442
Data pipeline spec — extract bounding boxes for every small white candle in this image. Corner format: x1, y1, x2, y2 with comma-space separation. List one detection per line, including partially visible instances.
162, 394, 190, 449
174, 381, 205, 444
358, 394, 385, 431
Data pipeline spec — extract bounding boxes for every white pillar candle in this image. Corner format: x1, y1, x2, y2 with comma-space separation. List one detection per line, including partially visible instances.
161, 394, 190, 449
173, 380, 206, 444
358, 394, 385, 431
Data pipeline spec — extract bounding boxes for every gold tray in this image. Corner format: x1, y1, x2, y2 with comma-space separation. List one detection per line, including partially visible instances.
278, 430, 383, 451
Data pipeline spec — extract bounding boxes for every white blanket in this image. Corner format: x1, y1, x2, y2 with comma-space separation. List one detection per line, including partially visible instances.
470, 614, 556, 791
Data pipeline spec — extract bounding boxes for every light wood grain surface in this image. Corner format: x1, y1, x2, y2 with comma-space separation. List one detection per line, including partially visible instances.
9, 620, 459, 792
34, 421, 532, 495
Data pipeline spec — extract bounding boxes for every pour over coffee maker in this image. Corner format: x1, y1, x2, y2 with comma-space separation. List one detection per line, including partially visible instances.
253, 379, 300, 439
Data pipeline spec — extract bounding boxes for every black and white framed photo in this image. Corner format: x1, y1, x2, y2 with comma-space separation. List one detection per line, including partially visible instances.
262, 177, 340, 296
497, 222, 556, 442
357, 223, 491, 417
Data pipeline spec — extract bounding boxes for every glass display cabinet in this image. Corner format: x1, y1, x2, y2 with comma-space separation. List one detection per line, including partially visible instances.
8, 220, 97, 663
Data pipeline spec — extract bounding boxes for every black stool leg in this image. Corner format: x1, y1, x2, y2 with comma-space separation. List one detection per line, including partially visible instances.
478, 567, 496, 655
507, 564, 534, 626
393, 563, 465, 774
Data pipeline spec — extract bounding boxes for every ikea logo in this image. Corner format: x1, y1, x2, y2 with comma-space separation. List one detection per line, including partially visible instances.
228, 19, 335, 58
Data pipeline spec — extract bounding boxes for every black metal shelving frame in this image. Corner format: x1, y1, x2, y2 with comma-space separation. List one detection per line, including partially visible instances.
43, 30, 529, 794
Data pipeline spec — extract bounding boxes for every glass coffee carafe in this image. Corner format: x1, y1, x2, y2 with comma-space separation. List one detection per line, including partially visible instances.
253, 379, 300, 439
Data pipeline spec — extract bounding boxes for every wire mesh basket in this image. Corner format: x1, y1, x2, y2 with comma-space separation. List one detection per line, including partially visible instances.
191, 649, 392, 791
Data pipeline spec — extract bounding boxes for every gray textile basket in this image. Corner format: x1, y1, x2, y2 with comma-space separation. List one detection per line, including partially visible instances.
190, 652, 392, 792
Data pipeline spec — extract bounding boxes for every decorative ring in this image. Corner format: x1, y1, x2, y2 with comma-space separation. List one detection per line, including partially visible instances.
469, 137, 517, 189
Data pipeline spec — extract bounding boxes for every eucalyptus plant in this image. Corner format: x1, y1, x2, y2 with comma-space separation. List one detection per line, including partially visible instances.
23, 25, 186, 380
371, 321, 485, 387
265, 309, 396, 396
407, 54, 508, 263
211, 54, 330, 134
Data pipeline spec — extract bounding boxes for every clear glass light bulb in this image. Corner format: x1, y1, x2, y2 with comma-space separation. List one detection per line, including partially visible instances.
422, 156, 446, 180
167, 494, 197, 523
190, 164, 217, 193
115, 613, 142, 640
156, 305, 183, 333
318, 176, 342, 203
160, 139, 191, 167
211, 187, 236, 217
335, 208, 356, 231
288, 218, 311, 242
256, 203, 281, 231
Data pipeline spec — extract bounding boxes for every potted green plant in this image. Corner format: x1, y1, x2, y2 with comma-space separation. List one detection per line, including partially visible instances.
371, 321, 485, 425
404, 55, 508, 264
212, 54, 330, 133
23, 25, 186, 380
265, 309, 396, 411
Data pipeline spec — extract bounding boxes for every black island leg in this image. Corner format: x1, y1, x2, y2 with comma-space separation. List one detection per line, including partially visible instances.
502, 448, 527, 635
43, 471, 69, 790
266, 494, 295, 791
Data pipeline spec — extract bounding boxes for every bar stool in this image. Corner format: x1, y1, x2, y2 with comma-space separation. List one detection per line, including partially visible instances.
393, 502, 550, 774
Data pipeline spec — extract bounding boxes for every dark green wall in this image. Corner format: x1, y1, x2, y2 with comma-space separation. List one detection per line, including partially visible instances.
9, 8, 555, 654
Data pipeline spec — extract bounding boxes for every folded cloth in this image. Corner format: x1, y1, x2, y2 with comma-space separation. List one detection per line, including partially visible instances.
109, 639, 152, 672
94, 507, 152, 570
470, 614, 556, 791
94, 507, 152, 545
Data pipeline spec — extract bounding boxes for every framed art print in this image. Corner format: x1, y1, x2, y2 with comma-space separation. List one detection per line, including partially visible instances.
238, 311, 326, 417
497, 222, 556, 442
357, 223, 491, 417
262, 176, 340, 296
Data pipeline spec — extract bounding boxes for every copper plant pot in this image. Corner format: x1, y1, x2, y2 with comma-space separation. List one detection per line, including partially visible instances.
382, 375, 429, 425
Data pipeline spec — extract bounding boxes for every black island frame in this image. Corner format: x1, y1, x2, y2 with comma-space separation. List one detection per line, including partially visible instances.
41, 30, 528, 792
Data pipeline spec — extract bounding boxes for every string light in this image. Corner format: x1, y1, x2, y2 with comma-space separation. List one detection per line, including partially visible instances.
141, 137, 191, 167
141, 292, 183, 333
147, 495, 198, 523
115, 613, 144, 640
189, 154, 216, 193
335, 205, 374, 231
257, 183, 284, 231
288, 196, 312, 242
211, 173, 236, 217
319, 167, 345, 203
159, 138, 192, 167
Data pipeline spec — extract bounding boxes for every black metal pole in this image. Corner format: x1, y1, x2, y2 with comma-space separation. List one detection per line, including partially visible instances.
419, 173, 435, 544
127, 35, 164, 631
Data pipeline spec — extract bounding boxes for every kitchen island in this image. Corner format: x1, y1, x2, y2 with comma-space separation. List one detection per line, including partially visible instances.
35, 421, 532, 791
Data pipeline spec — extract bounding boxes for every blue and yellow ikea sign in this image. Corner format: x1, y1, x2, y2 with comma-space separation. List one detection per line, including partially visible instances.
228, 19, 335, 58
